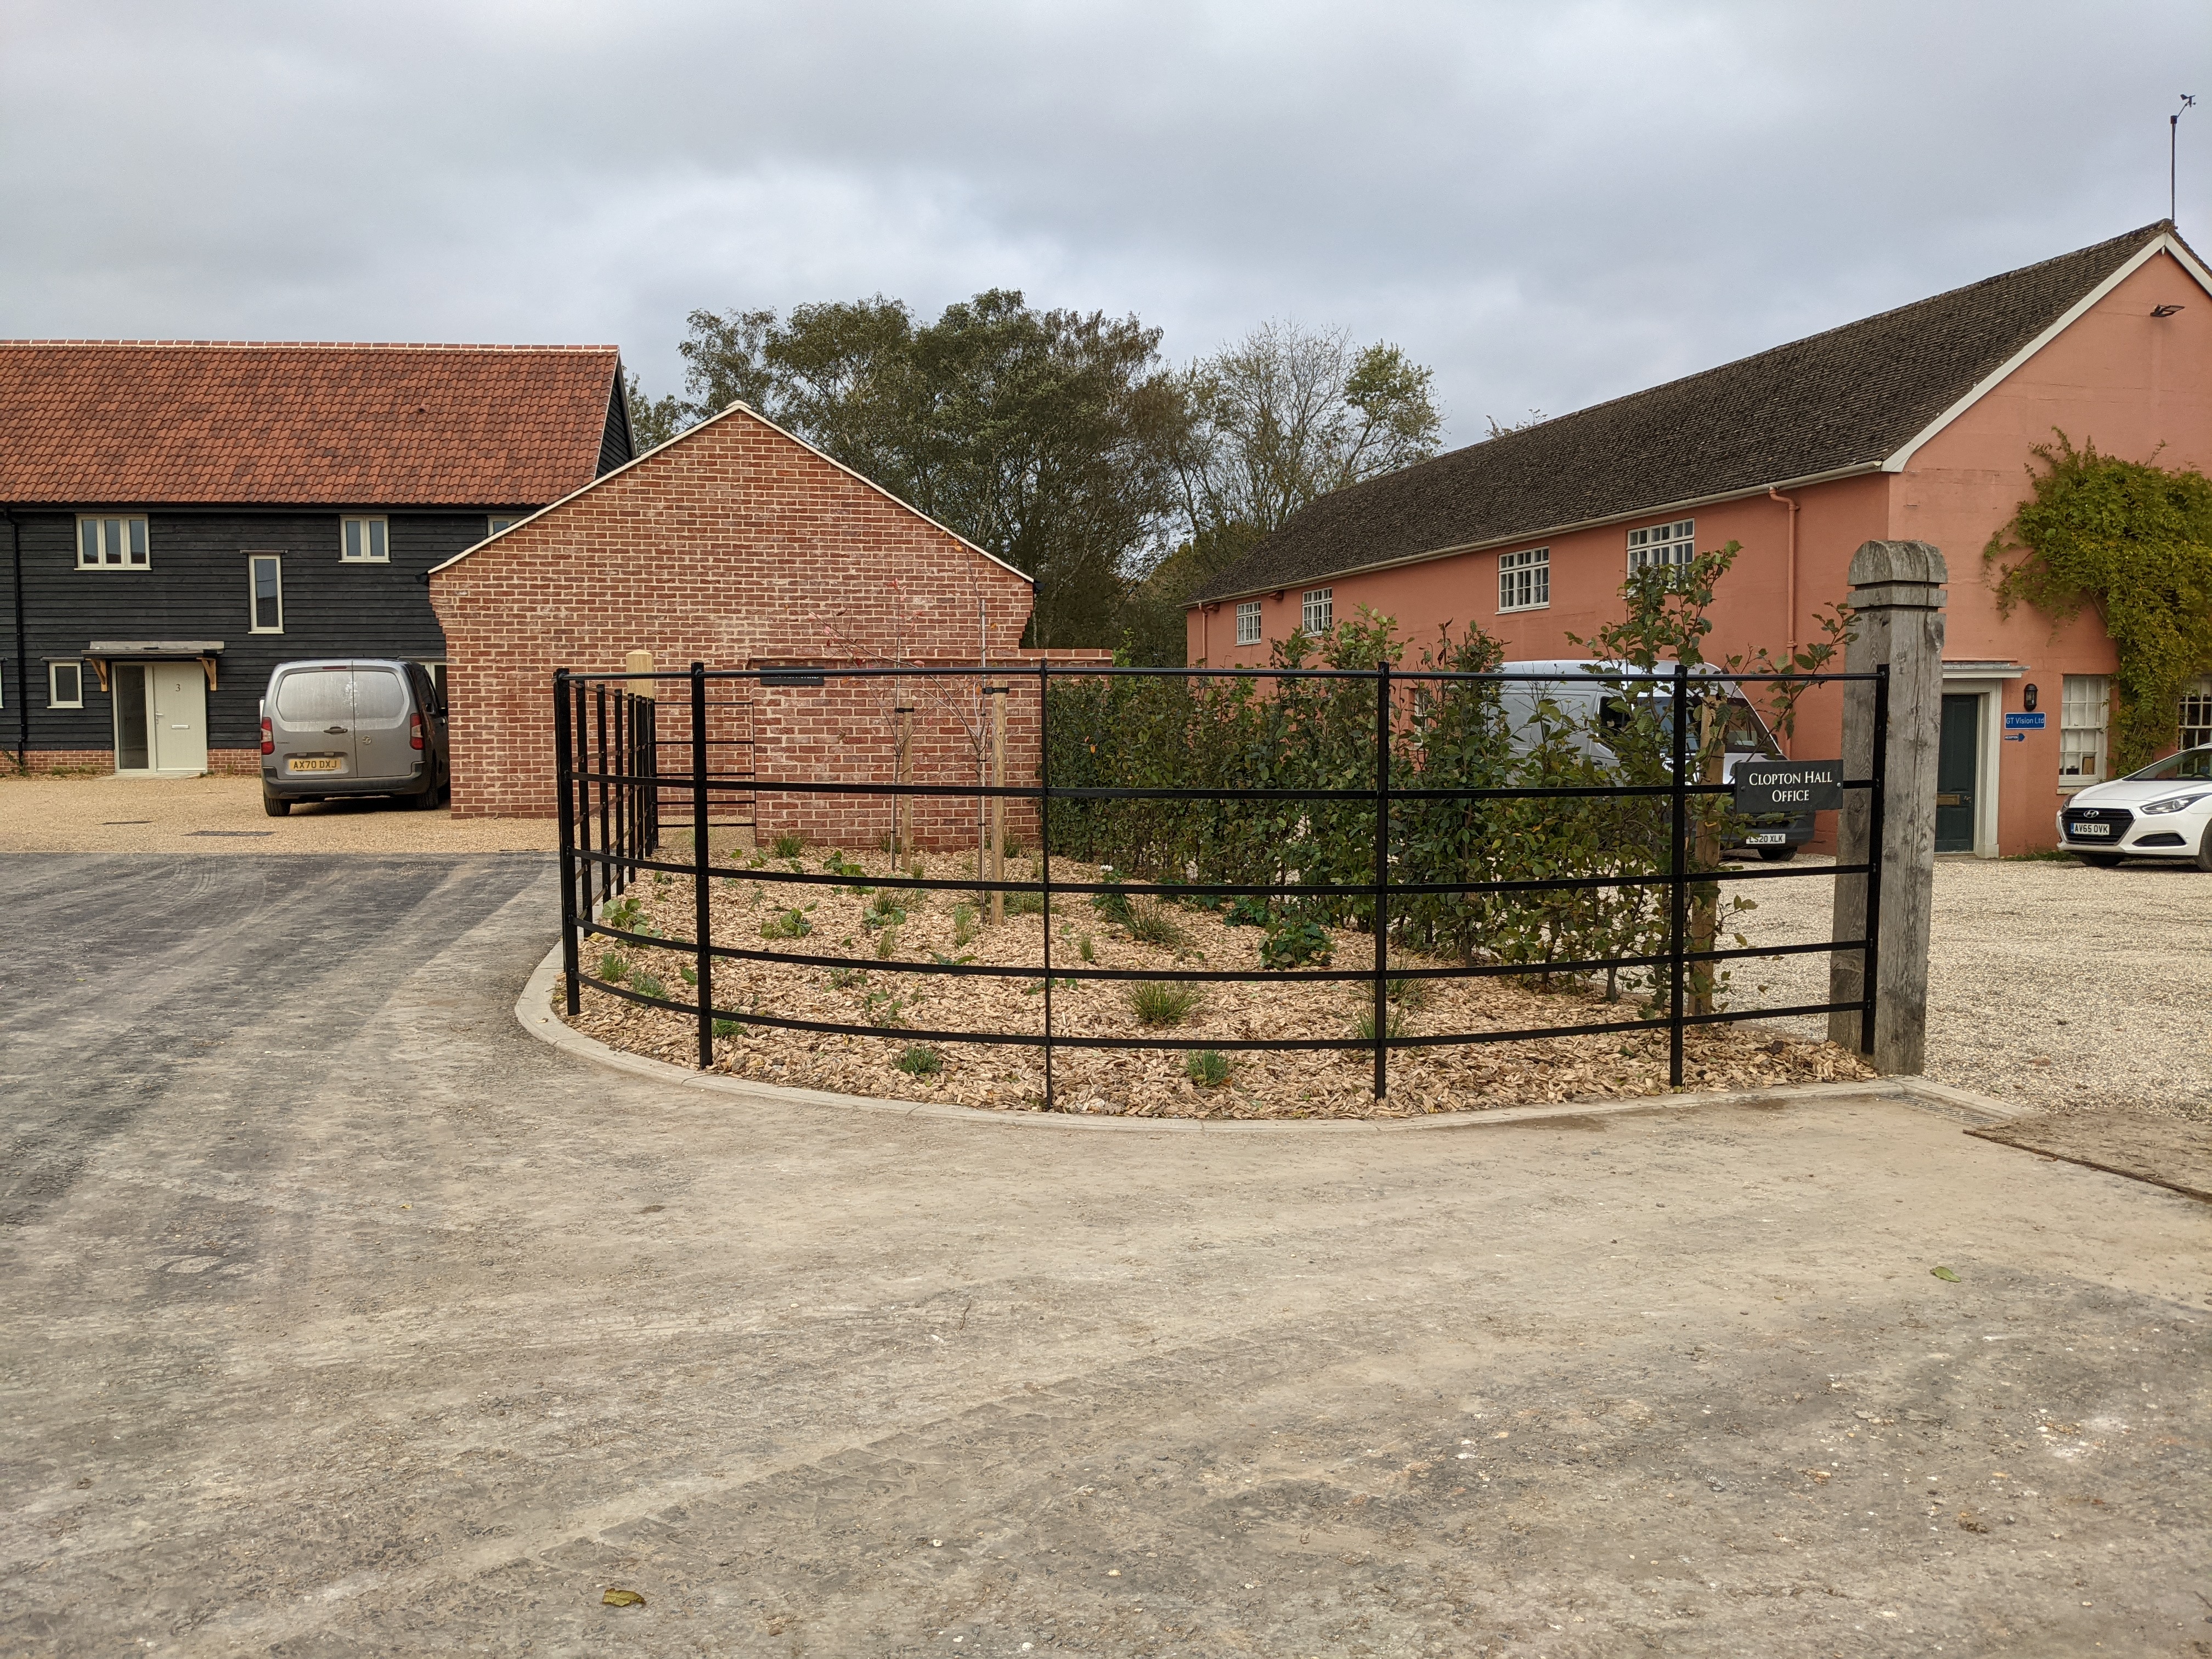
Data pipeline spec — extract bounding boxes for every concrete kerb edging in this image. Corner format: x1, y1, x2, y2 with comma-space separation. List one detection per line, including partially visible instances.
516, 937, 2027, 1135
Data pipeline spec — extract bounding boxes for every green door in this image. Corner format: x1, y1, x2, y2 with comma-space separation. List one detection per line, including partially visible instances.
1936, 694, 1978, 852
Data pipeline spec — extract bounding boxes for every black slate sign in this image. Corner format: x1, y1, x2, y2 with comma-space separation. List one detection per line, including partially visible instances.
1732, 760, 1844, 814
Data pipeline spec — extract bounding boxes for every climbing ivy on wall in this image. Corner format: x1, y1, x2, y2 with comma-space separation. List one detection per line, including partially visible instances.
1985, 434, 2212, 771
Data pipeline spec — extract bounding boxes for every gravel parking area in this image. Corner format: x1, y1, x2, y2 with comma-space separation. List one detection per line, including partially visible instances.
0, 774, 556, 854
1737, 854, 2212, 1118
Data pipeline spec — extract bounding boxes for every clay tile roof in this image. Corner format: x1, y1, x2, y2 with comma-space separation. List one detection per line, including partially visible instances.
0, 340, 622, 506
1193, 222, 2191, 604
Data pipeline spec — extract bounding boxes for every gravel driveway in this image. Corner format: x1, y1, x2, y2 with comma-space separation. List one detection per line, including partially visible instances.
0, 774, 556, 854
3, 852, 2208, 1656
1735, 854, 2212, 1118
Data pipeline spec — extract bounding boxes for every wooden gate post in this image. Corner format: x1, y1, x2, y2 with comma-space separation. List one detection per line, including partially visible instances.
1829, 540, 1946, 1074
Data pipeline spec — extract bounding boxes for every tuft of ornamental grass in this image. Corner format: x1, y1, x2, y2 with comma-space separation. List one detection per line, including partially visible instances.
874, 926, 900, 961
1185, 1049, 1231, 1087
771, 832, 806, 859
1124, 979, 1205, 1027
827, 966, 867, 990
1348, 1003, 1406, 1041
629, 970, 668, 1000
597, 950, 630, 983
1077, 932, 1097, 963
1386, 973, 1436, 1012
951, 902, 978, 947
1123, 898, 1189, 950
1005, 885, 1045, 916
712, 1018, 743, 1039
896, 1045, 943, 1077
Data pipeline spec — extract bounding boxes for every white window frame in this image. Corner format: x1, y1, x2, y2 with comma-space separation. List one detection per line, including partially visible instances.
2180, 676, 2212, 751
48, 660, 84, 709
1301, 587, 1333, 636
247, 552, 284, 634
1234, 600, 1262, 646
1498, 546, 1550, 612
1627, 518, 1695, 572
341, 516, 390, 563
2058, 674, 2109, 784
76, 515, 149, 570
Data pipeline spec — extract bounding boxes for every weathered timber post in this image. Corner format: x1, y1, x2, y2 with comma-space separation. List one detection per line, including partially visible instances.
895, 704, 915, 857
1829, 540, 1945, 1073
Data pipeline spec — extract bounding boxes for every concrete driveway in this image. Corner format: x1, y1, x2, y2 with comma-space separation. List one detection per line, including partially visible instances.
3, 854, 2207, 1657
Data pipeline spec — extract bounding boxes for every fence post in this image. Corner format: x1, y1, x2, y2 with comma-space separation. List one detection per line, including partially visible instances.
554, 670, 581, 1017
1668, 663, 1689, 1088
989, 685, 1008, 926
691, 662, 714, 1071
1036, 661, 1054, 1110
1372, 661, 1390, 1102
1829, 540, 1945, 1073
895, 704, 915, 857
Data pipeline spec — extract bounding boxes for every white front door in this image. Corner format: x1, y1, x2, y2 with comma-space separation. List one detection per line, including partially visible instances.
150, 662, 208, 775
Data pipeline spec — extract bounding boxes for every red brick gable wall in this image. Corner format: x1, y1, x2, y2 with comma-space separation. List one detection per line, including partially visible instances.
428, 405, 1073, 822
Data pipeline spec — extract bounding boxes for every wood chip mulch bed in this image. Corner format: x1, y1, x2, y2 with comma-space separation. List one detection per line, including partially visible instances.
557, 849, 1875, 1119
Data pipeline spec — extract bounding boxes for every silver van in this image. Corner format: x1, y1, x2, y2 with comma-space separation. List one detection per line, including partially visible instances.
260, 659, 448, 816
1498, 659, 1814, 860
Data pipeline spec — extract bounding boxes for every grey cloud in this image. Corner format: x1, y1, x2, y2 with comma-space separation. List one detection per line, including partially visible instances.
2, 0, 2205, 445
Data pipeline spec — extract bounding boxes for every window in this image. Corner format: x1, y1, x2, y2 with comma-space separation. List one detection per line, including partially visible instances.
488, 515, 522, 537
341, 516, 389, 562
247, 554, 284, 633
2181, 676, 2212, 750
1235, 600, 1262, 646
48, 661, 84, 709
1627, 518, 1695, 572
1302, 587, 1333, 635
2059, 674, 2109, 782
1498, 546, 1550, 612
77, 515, 149, 569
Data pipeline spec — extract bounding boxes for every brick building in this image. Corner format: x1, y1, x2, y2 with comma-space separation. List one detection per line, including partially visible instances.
428, 400, 1094, 840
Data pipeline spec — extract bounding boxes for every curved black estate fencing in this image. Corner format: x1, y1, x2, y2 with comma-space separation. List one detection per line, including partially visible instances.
554, 659, 1889, 1107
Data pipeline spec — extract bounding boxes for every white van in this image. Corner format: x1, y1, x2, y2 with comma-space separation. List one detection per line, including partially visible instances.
1497, 659, 1812, 859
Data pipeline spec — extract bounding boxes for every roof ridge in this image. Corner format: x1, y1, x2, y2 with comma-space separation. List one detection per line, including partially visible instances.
1190, 221, 2184, 606
0, 339, 620, 352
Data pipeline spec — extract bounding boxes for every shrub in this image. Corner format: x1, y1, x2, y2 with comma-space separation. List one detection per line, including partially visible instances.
760, 907, 813, 940
896, 1045, 943, 1077
951, 902, 978, 947
771, 832, 805, 859
1258, 914, 1333, 969
1124, 899, 1189, 950
1125, 980, 1204, 1026
1223, 894, 1272, 928
603, 895, 643, 929
1185, 1049, 1231, 1087
596, 950, 630, 983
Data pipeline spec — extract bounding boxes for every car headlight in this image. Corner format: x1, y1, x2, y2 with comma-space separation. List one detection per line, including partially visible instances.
2140, 792, 2211, 815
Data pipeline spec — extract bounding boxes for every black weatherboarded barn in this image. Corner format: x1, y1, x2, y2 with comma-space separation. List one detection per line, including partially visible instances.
2, 340, 631, 775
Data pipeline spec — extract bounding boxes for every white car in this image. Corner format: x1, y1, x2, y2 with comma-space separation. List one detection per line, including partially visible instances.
2056, 744, 2212, 869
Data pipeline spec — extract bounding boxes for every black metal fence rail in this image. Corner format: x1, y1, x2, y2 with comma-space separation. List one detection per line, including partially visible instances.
554, 660, 1890, 1105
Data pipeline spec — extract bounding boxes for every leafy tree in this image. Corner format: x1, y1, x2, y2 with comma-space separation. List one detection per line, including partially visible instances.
668, 291, 1184, 649
623, 368, 692, 452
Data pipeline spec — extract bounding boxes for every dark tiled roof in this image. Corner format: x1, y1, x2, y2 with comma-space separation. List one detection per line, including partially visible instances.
1193, 223, 2181, 603
0, 340, 623, 506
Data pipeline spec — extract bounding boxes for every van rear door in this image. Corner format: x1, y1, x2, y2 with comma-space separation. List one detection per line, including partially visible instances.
347, 663, 415, 782
270, 665, 357, 780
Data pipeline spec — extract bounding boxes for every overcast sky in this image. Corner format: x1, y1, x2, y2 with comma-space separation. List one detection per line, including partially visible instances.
4, 0, 2205, 447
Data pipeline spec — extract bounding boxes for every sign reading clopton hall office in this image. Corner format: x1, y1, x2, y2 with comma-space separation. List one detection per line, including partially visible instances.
1731, 760, 1844, 815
